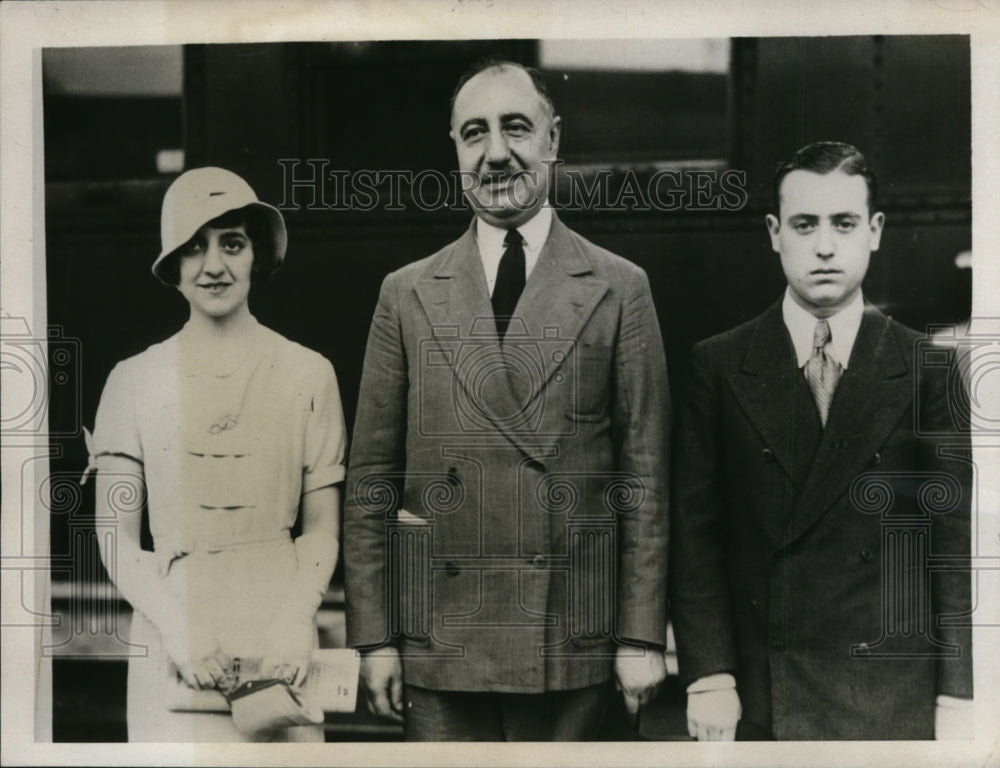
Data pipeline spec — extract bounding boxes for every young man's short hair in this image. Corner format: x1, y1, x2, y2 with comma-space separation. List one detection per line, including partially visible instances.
773, 141, 878, 214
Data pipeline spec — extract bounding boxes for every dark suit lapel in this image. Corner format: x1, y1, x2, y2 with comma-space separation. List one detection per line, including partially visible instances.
505, 215, 609, 406
727, 302, 817, 491
783, 306, 912, 546
412, 219, 555, 465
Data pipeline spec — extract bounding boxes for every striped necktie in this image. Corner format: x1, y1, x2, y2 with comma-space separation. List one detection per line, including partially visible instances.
804, 319, 843, 426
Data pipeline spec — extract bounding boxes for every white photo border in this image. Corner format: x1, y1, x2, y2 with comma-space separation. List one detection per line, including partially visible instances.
2, 0, 999, 765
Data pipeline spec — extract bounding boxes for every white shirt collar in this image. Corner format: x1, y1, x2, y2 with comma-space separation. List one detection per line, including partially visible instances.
781, 288, 865, 370
476, 205, 552, 297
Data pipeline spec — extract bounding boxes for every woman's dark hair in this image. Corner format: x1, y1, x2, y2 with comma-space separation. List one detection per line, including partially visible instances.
157, 206, 274, 286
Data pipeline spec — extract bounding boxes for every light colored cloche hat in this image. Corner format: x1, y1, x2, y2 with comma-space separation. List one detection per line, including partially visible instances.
153, 167, 288, 284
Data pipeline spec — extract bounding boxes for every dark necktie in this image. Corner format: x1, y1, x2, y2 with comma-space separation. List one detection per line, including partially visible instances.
804, 319, 843, 426
492, 229, 525, 339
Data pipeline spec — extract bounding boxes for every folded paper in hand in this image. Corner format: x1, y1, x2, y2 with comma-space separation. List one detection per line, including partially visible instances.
226, 678, 324, 734
167, 648, 360, 713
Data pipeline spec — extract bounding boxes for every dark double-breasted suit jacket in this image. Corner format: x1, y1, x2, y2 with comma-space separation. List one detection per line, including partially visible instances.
670, 301, 972, 740
344, 214, 670, 693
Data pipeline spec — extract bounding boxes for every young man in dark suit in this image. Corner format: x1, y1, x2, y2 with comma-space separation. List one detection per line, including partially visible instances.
671, 141, 973, 740
344, 60, 670, 740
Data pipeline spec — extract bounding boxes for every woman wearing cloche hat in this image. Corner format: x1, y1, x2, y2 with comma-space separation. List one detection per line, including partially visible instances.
89, 168, 345, 741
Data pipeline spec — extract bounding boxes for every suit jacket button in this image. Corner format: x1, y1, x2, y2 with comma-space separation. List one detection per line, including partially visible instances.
445, 561, 460, 576
761, 448, 774, 463
860, 548, 874, 562
532, 554, 546, 568
771, 639, 783, 652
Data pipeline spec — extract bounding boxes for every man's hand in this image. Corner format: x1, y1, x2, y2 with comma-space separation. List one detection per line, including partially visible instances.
614, 645, 667, 719
686, 681, 741, 741
360, 646, 404, 722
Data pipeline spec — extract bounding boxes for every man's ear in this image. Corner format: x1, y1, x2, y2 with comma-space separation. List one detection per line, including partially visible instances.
765, 213, 781, 254
868, 211, 885, 252
548, 115, 562, 155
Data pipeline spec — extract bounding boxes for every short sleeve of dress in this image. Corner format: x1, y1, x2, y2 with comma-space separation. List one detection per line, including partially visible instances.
302, 359, 347, 493
93, 362, 143, 464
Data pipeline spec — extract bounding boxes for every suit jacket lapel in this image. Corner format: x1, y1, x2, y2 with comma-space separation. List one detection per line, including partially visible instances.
783, 306, 912, 546
727, 301, 817, 491
505, 214, 609, 407
413, 218, 492, 335
412, 219, 556, 465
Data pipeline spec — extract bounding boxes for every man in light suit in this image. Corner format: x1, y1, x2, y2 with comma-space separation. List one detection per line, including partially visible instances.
343, 60, 670, 740
671, 141, 973, 740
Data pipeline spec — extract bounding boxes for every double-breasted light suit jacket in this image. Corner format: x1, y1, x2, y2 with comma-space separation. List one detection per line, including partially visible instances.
344, 214, 670, 693
670, 300, 973, 739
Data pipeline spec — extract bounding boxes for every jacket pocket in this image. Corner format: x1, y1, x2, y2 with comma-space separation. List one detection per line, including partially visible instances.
566, 344, 611, 422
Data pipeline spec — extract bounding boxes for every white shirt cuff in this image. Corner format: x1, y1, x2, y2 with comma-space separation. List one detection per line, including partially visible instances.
687, 673, 737, 694
936, 694, 973, 709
